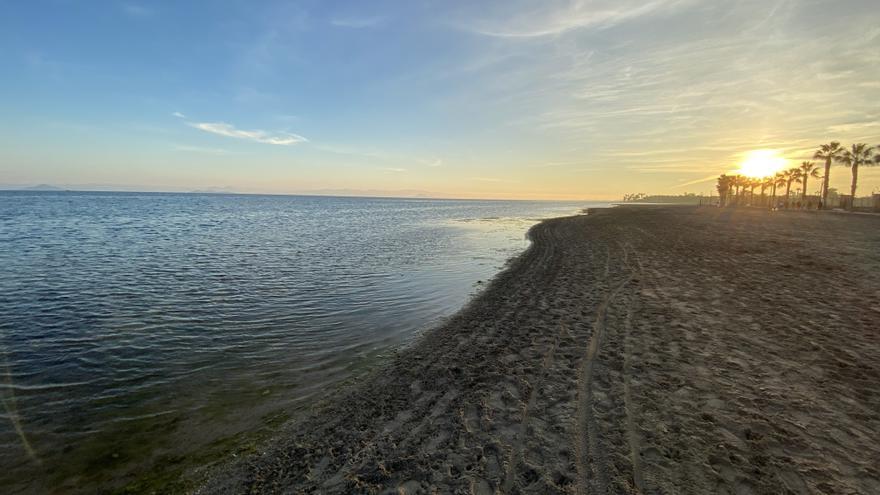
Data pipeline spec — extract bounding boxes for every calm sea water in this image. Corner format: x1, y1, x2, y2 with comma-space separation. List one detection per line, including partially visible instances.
0, 191, 604, 492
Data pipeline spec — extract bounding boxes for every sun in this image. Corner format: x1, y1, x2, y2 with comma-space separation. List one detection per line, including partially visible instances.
737, 149, 787, 178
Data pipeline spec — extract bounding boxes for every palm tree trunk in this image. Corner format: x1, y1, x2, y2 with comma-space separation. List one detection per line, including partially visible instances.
802, 176, 808, 205
850, 163, 859, 201
785, 180, 792, 208
821, 157, 831, 209
770, 184, 776, 209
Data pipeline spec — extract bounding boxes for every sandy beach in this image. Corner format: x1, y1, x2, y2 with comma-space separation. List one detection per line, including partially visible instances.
198, 206, 880, 494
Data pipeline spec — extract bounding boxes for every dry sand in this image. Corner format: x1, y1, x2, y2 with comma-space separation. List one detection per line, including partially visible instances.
198, 206, 880, 494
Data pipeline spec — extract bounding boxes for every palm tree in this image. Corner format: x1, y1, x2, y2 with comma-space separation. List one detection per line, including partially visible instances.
813, 142, 844, 209
838, 143, 876, 202
739, 176, 749, 205
784, 168, 802, 208
798, 161, 820, 207
770, 172, 786, 208
723, 174, 735, 206
730, 175, 743, 205
760, 177, 772, 206
716, 175, 733, 206
748, 178, 759, 205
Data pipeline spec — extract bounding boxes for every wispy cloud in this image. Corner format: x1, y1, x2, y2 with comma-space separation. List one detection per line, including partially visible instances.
172, 111, 186, 119
674, 174, 725, 188
630, 164, 721, 174
527, 160, 590, 168
330, 16, 386, 28
233, 5, 310, 75
420, 158, 443, 167
457, 0, 689, 38
826, 121, 880, 133
379, 167, 407, 173
440, 0, 880, 193
186, 121, 307, 146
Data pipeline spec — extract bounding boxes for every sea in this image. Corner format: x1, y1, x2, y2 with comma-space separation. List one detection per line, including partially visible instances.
0, 191, 606, 492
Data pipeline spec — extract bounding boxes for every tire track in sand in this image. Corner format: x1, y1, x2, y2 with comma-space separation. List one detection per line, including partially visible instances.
575, 241, 634, 495
501, 323, 568, 492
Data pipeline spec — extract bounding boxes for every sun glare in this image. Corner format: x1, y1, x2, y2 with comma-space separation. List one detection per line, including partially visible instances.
737, 149, 787, 178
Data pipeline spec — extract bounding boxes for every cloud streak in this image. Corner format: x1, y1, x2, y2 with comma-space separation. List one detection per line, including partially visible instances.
458, 0, 689, 38
186, 121, 307, 146
442, 0, 880, 195
420, 158, 444, 167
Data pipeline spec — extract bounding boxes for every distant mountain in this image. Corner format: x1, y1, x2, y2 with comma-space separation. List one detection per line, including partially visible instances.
21, 184, 65, 191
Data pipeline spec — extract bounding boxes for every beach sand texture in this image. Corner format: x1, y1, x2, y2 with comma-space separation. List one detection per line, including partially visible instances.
200, 206, 880, 494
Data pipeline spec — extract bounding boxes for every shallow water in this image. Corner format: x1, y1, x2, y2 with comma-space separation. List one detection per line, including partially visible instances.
0, 191, 604, 491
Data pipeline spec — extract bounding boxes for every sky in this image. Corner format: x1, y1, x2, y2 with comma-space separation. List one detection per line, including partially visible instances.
1, 0, 879, 200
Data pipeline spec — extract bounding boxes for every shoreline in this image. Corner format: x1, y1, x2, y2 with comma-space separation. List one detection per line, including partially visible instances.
197, 206, 880, 494
192, 210, 579, 492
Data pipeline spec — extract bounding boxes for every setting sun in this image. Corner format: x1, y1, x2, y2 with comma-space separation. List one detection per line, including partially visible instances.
738, 149, 788, 178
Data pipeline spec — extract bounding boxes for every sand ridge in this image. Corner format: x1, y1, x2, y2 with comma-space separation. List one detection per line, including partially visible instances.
199, 206, 880, 494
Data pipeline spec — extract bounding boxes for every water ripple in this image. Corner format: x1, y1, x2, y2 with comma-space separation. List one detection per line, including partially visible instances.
0, 191, 603, 492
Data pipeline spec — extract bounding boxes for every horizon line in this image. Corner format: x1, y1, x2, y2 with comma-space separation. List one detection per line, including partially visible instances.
0, 187, 624, 203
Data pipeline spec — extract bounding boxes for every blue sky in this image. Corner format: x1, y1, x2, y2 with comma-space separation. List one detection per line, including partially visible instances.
1, 0, 879, 199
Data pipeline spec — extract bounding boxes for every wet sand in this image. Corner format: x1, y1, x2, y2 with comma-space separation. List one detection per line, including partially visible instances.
198, 206, 880, 494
